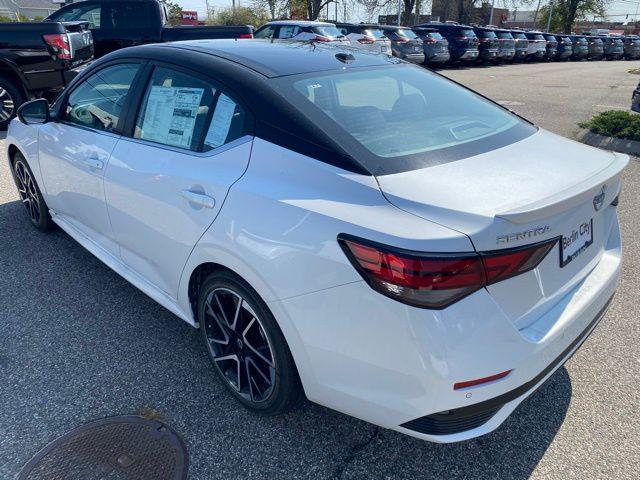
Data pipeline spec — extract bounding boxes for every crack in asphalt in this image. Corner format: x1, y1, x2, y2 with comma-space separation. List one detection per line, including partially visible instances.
331, 426, 381, 480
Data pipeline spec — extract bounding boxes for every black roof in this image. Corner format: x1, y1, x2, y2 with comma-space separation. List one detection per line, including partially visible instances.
124, 39, 400, 78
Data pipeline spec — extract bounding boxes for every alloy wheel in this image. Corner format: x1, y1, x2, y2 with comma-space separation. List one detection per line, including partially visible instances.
0, 87, 14, 122
202, 288, 276, 403
14, 160, 41, 224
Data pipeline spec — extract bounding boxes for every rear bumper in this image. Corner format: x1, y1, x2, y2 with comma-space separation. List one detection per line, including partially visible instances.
499, 49, 516, 59
270, 215, 622, 443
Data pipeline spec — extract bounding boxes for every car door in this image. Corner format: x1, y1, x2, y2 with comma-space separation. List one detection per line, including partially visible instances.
38, 61, 144, 257
104, 64, 253, 298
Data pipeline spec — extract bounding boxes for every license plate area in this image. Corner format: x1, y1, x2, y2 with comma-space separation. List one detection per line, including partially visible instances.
560, 219, 593, 267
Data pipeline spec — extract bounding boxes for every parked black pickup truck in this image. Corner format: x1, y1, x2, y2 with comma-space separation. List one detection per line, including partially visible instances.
0, 21, 93, 128
45, 0, 253, 59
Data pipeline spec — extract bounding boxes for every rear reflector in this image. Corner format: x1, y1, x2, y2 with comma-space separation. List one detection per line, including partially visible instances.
454, 370, 512, 390
338, 235, 556, 309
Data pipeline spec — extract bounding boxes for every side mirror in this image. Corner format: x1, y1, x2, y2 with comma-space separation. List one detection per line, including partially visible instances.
17, 99, 50, 125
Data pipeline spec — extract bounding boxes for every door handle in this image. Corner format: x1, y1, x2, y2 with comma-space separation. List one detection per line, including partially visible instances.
81, 157, 104, 170
180, 190, 216, 209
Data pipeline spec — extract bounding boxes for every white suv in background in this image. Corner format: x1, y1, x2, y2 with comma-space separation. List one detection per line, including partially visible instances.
335, 23, 392, 55
253, 20, 350, 44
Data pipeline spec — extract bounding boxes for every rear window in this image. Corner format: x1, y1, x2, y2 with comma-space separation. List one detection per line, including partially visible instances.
511, 32, 526, 40
427, 32, 443, 40
477, 30, 497, 39
283, 66, 534, 173
497, 31, 513, 39
397, 29, 418, 39
364, 28, 385, 39
312, 25, 344, 39
458, 29, 477, 38
527, 34, 545, 41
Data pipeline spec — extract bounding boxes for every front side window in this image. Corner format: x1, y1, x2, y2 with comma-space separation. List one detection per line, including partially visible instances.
283, 65, 534, 172
135, 67, 248, 152
65, 63, 139, 132
48, 3, 101, 28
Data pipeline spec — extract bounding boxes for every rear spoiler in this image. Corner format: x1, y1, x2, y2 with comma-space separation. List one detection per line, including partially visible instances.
496, 152, 628, 224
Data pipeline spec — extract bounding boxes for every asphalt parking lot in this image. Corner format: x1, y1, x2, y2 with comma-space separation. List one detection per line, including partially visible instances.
1, 61, 639, 479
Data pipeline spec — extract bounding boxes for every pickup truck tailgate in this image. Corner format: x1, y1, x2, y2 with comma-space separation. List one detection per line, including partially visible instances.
62, 21, 94, 64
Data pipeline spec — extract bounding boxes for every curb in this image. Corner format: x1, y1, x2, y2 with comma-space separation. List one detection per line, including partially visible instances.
577, 128, 640, 156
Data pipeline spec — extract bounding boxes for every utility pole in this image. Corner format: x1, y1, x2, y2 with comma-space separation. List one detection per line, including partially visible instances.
533, 0, 542, 28
397, 0, 401, 26
546, 1, 554, 32
489, 0, 495, 25
335, 0, 338, 22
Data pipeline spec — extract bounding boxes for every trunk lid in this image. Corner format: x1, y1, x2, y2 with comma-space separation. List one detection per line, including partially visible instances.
376, 129, 627, 326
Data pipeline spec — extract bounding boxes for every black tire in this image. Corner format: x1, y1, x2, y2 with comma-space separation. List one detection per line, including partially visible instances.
198, 270, 303, 415
0, 75, 25, 130
10, 152, 53, 231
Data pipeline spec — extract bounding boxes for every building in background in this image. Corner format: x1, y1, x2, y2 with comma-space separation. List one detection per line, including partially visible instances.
0, 0, 59, 20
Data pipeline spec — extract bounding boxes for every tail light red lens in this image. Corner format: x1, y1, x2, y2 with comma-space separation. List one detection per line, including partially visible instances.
339, 235, 556, 309
313, 35, 332, 42
239, 33, 253, 39
43, 33, 71, 60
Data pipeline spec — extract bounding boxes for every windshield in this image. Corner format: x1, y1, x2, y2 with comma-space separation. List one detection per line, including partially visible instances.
397, 29, 418, 39
284, 66, 532, 171
312, 26, 344, 39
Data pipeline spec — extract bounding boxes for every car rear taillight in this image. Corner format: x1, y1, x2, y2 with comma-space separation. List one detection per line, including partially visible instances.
338, 235, 556, 309
358, 36, 375, 44
313, 35, 332, 42
239, 33, 253, 39
43, 33, 71, 60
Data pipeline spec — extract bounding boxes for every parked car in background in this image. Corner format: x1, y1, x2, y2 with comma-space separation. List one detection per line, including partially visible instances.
509, 30, 529, 61
601, 35, 624, 60
569, 35, 589, 60
473, 26, 499, 62
631, 80, 640, 112
379, 25, 425, 64
495, 29, 516, 62
417, 22, 479, 63
555, 34, 574, 60
543, 33, 558, 60
524, 31, 546, 60
0, 21, 93, 129
8, 39, 627, 445
586, 36, 604, 60
46, 0, 252, 59
412, 27, 450, 66
252, 21, 348, 44
622, 35, 640, 59
335, 23, 391, 54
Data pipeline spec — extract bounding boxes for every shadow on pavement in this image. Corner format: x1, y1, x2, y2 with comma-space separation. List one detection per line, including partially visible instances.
0, 198, 571, 480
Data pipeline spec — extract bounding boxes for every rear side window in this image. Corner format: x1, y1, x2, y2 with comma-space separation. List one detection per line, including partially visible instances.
64, 63, 139, 132
48, 3, 101, 28
105, 2, 153, 30
254, 25, 275, 39
135, 67, 248, 152
278, 25, 301, 39
312, 25, 344, 39
289, 66, 527, 161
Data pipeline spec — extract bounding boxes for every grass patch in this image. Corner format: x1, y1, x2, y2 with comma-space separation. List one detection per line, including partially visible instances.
579, 110, 640, 141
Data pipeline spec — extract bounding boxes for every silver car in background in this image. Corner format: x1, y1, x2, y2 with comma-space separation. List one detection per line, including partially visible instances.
335, 23, 392, 55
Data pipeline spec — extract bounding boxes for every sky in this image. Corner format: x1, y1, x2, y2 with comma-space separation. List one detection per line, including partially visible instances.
176, 0, 640, 24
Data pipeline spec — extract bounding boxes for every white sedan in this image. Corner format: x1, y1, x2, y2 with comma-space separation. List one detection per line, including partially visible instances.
6, 40, 627, 443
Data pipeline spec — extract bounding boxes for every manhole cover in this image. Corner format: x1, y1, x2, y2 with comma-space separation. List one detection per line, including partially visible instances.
18, 416, 188, 480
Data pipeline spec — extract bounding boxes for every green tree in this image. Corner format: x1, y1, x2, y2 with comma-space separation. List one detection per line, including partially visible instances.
525, 0, 607, 33
161, 0, 183, 26
210, 6, 270, 27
